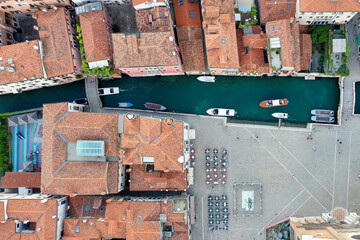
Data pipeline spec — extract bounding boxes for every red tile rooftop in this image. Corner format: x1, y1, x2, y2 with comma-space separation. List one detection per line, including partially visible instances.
120, 116, 184, 171
236, 28, 269, 73
34, 8, 75, 78
63, 198, 188, 240
300, 34, 312, 70
259, 0, 296, 23
202, 0, 240, 69
136, 7, 171, 33
0, 199, 58, 240
0, 40, 44, 85
1, 172, 41, 188
112, 32, 180, 68
299, 0, 360, 12
79, 10, 112, 63
41, 102, 119, 196
243, 34, 268, 48
173, 0, 201, 26
129, 165, 187, 191
177, 26, 206, 72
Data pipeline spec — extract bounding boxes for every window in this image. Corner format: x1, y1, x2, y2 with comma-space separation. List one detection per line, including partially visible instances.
299, 16, 302, 19
287, 4, 290, 10
270, 26, 274, 30
281, 9, 284, 15
221, 39, 226, 43
189, 11, 195, 18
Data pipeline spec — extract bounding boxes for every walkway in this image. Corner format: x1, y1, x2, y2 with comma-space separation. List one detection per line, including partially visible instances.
85, 75, 102, 112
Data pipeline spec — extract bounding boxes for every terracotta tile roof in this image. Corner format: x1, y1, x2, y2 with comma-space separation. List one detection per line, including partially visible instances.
176, 26, 206, 72
121, 116, 184, 171
136, 7, 171, 32
0, 40, 44, 85
266, 19, 302, 71
34, 8, 75, 78
173, 0, 201, 26
68, 196, 110, 218
236, 29, 269, 73
112, 32, 180, 68
259, 0, 296, 23
41, 102, 119, 195
300, 0, 360, 12
243, 34, 268, 48
0, 199, 58, 240
202, 0, 240, 69
63, 198, 188, 239
1, 172, 41, 188
300, 34, 312, 70
79, 11, 112, 63
129, 165, 187, 191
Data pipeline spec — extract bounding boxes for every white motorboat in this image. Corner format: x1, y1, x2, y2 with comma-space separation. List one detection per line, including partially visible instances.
197, 76, 215, 82
206, 108, 235, 116
311, 109, 334, 116
98, 87, 120, 96
272, 112, 288, 119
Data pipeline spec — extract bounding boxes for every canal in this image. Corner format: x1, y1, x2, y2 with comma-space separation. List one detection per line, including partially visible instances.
0, 76, 340, 124
100, 75, 340, 124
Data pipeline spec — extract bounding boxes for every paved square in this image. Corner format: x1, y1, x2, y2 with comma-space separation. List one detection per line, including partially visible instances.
182, 112, 360, 240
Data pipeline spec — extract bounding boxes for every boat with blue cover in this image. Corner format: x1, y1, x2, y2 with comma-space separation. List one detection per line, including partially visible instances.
118, 102, 134, 108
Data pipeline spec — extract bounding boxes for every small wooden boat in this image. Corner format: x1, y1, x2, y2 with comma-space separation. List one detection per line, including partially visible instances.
144, 102, 167, 111
260, 98, 288, 108
73, 98, 88, 105
206, 108, 236, 116
98, 87, 120, 96
311, 109, 334, 116
272, 112, 288, 119
197, 76, 216, 82
311, 115, 335, 123
118, 102, 133, 108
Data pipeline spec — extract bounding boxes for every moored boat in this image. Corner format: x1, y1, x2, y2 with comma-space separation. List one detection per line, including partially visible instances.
311, 115, 335, 123
73, 98, 88, 105
206, 108, 236, 116
197, 76, 216, 82
98, 87, 120, 96
259, 98, 288, 108
118, 102, 134, 108
311, 109, 334, 116
144, 102, 167, 111
272, 112, 288, 119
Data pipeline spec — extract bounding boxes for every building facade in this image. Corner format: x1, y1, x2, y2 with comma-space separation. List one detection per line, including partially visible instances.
0, 10, 15, 46
295, 0, 360, 25
0, 0, 71, 14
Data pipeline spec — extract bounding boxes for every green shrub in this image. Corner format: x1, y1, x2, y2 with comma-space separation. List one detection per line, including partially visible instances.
0, 117, 11, 172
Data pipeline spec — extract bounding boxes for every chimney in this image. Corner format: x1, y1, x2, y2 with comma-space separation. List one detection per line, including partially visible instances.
33, 45, 39, 50
33, 26, 39, 31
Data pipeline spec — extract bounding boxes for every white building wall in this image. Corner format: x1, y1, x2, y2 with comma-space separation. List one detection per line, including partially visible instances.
0, 77, 77, 95
295, 0, 357, 25
56, 197, 68, 240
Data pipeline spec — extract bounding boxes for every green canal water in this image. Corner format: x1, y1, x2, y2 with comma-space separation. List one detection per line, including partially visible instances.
0, 76, 339, 124
99, 75, 340, 124
0, 80, 86, 114
355, 82, 360, 114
